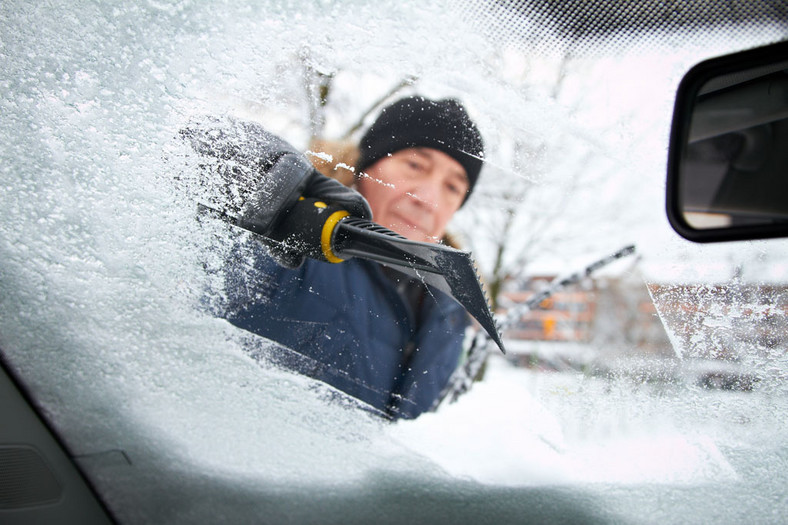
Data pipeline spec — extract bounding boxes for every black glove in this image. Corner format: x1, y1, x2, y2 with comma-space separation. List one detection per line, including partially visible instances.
238, 152, 372, 268
181, 116, 371, 268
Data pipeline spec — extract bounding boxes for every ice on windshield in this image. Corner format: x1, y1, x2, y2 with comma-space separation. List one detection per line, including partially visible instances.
1, 1, 787, 523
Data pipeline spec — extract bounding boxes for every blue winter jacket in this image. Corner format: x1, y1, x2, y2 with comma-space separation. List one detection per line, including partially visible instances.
223, 242, 469, 419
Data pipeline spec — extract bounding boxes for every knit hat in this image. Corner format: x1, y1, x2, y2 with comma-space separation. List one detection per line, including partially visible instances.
356, 96, 484, 200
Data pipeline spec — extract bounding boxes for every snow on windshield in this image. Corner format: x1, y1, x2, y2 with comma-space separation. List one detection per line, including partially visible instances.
1, 1, 786, 522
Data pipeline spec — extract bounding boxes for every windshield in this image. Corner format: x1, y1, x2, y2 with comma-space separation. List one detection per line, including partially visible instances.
1, 1, 787, 523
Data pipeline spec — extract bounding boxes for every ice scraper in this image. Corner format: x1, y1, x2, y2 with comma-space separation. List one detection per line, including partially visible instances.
275, 196, 504, 353
203, 196, 506, 354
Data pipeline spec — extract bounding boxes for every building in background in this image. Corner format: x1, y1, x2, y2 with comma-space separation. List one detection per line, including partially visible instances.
496, 273, 782, 390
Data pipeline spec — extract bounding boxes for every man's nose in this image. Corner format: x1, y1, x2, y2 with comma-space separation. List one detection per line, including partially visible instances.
408, 177, 441, 210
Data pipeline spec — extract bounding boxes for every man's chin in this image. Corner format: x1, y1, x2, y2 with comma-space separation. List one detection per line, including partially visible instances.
385, 222, 428, 243
403, 228, 441, 244
386, 218, 437, 243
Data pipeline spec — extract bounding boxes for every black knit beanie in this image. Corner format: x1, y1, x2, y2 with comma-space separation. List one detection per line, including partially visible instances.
356, 96, 484, 200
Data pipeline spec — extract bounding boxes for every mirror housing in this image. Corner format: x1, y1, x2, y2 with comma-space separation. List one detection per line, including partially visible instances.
666, 40, 788, 242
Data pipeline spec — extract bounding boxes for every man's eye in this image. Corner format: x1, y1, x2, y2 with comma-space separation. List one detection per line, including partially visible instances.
405, 159, 426, 172
446, 183, 464, 195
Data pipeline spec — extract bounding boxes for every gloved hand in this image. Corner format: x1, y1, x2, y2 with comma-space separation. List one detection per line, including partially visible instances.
181, 115, 371, 268
238, 152, 372, 268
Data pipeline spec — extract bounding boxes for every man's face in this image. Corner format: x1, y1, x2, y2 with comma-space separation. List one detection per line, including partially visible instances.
357, 147, 469, 243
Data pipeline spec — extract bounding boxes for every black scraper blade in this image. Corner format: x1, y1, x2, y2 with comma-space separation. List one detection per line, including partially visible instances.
331, 217, 505, 354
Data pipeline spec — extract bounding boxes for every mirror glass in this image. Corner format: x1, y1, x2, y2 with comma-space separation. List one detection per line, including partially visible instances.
675, 57, 788, 234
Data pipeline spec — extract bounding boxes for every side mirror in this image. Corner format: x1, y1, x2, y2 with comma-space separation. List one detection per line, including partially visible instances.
666, 40, 788, 242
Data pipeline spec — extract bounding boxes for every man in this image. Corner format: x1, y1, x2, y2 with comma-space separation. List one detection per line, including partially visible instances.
354, 96, 483, 244
197, 96, 484, 419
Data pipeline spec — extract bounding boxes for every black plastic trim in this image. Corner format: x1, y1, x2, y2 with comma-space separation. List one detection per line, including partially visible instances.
0, 348, 116, 524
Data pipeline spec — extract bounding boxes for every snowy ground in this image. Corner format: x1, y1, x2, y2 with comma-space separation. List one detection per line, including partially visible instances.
390, 354, 738, 487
